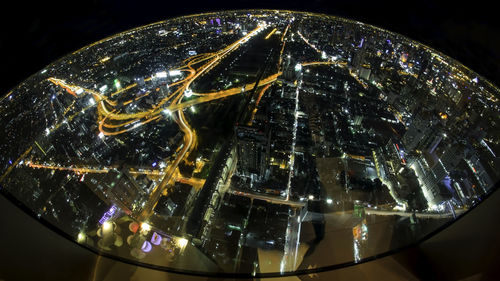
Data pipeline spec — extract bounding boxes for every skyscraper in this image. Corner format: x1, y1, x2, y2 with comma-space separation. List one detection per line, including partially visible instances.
235, 125, 270, 181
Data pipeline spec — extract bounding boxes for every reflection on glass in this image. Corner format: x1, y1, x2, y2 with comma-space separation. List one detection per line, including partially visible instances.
0, 9, 499, 277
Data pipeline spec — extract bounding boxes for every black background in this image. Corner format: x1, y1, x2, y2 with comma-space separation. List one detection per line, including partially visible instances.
1, 0, 499, 95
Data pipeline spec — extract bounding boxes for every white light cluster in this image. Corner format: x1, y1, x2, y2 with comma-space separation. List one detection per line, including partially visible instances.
156, 71, 167, 78
169, 70, 182, 77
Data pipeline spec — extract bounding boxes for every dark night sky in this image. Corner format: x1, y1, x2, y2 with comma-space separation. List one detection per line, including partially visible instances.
1, 0, 499, 95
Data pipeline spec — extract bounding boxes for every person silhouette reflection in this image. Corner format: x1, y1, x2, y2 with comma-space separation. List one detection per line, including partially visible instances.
304, 195, 326, 258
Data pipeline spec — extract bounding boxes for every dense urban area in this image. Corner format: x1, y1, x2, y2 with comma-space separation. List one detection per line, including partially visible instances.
0, 10, 499, 275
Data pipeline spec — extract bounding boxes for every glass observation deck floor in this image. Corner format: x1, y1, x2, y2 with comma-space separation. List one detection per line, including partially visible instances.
0, 9, 499, 278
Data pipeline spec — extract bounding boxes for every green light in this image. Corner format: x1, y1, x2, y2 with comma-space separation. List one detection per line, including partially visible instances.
114, 79, 121, 89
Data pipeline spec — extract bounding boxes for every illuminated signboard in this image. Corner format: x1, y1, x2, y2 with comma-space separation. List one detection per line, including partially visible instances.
151, 232, 162, 245
141, 241, 152, 253
99, 205, 118, 225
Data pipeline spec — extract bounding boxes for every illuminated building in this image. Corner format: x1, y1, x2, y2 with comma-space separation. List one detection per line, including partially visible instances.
235, 125, 270, 181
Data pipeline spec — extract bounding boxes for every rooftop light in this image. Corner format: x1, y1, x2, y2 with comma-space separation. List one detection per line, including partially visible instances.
141, 222, 151, 232
156, 71, 168, 78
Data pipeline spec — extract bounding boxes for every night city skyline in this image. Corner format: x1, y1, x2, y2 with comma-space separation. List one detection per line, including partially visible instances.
0, 10, 499, 277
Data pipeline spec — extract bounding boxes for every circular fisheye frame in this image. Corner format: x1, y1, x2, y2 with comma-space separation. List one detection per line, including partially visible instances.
0, 10, 499, 277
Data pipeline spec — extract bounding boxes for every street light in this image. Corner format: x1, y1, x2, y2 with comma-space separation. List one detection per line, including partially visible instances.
177, 237, 188, 249
163, 109, 172, 116
102, 221, 113, 232
141, 222, 151, 232
77, 232, 86, 243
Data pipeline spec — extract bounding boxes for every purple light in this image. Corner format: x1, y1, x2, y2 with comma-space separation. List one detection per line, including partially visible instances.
358, 38, 364, 48
443, 176, 452, 190
151, 232, 162, 245
210, 19, 213, 25
99, 205, 118, 225
8, 160, 12, 165
387, 39, 391, 44
141, 241, 152, 253
152, 162, 157, 167
216, 18, 221, 26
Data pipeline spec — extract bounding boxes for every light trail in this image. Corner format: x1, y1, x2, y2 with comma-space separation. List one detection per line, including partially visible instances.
247, 83, 272, 125
47, 78, 117, 107
95, 71, 280, 136
281, 23, 290, 42
265, 28, 277, 40
47, 26, 273, 134
0, 146, 33, 183
29, 24, 274, 220
140, 109, 195, 219
286, 79, 301, 201
0, 90, 14, 104
136, 25, 268, 218
297, 31, 321, 54
23, 161, 205, 190
365, 208, 466, 219
176, 177, 205, 190
300, 61, 347, 68
48, 25, 267, 131
62, 100, 76, 116
298, 32, 417, 91
3, 24, 275, 215
278, 23, 291, 71
34, 141, 46, 156
25, 162, 109, 174
349, 69, 369, 89
297, 31, 371, 90
229, 190, 305, 208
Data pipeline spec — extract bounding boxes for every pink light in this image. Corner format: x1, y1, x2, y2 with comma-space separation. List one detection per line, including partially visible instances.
129, 222, 139, 233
